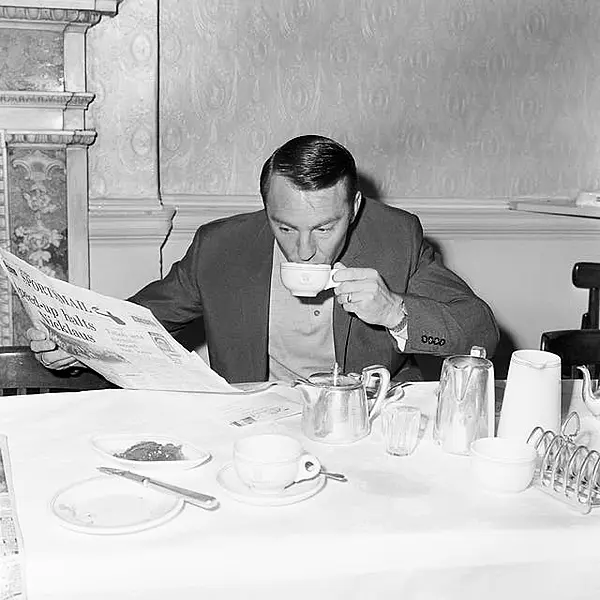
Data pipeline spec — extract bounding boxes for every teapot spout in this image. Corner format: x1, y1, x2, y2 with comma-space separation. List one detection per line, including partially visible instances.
291, 382, 319, 407
577, 365, 600, 418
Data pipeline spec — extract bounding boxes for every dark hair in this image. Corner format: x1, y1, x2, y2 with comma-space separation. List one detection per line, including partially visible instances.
259, 135, 358, 204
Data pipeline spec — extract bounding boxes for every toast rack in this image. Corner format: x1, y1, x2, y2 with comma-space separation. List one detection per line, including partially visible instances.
527, 412, 600, 514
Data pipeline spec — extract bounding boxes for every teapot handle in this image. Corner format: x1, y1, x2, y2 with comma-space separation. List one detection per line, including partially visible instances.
361, 365, 391, 421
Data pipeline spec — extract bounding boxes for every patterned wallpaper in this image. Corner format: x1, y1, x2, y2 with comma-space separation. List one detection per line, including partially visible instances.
159, 0, 600, 200
87, 0, 158, 200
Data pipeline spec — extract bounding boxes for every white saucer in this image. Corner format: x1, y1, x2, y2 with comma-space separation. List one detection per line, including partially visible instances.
51, 476, 184, 535
232, 381, 279, 394
216, 464, 326, 506
90, 433, 211, 472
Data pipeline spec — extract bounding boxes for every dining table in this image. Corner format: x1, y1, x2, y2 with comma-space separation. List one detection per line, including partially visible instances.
0, 379, 599, 600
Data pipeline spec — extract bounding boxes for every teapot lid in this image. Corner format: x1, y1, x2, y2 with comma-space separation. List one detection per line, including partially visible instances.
308, 372, 360, 388
445, 346, 492, 369
470, 346, 486, 358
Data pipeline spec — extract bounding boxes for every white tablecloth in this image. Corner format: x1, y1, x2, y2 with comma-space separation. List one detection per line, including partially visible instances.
1, 381, 599, 600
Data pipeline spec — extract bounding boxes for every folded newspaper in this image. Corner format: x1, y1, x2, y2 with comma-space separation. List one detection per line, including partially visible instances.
0, 435, 25, 600
0, 248, 236, 393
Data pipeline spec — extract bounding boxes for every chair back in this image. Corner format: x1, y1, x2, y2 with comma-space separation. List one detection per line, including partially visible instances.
540, 330, 600, 379
0, 346, 115, 395
572, 262, 600, 329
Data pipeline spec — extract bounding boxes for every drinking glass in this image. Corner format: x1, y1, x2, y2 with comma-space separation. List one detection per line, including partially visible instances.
381, 403, 421, 456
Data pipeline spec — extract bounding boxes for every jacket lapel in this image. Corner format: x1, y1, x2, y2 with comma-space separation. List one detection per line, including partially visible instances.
210, 216, 273, 382
237, 220, 273, 380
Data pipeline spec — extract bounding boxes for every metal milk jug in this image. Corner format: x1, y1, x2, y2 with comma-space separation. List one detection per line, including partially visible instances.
434, 346, 495, 455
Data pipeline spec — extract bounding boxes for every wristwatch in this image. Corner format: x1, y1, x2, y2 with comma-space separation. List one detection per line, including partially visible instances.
387, 305, 408, 334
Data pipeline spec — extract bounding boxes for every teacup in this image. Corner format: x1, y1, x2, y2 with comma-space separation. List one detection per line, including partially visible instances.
280, 262, 339, 297
233, 433, 321, 494
470, 437, 538, 493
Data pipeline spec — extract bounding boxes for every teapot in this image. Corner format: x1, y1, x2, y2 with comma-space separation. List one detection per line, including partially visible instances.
577, 365, 600, 418
295, 365, 390, 444
434, 346, 495, 455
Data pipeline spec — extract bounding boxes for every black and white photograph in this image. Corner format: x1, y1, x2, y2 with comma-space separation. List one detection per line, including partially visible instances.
0, 1, 599, 599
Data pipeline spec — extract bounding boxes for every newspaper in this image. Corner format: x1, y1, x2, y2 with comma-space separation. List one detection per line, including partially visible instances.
204, 384, 302, 427
0, 436, 25, 600
0, 248, 235, 393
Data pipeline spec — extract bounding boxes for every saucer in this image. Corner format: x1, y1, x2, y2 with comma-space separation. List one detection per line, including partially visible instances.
216, 464, 326, 506
51, 476, 184, 535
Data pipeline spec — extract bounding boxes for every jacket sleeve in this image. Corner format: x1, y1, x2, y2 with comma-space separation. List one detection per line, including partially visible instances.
400, 217, 500, 357
127, 229, 204, 336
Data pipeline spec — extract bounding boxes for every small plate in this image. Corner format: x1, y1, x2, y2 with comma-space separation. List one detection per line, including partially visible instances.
230, 381, 299, 395
216, 463, 326, 506
90, 434, 211, 471
51, 476, 184, 535
232, 381, 278, 394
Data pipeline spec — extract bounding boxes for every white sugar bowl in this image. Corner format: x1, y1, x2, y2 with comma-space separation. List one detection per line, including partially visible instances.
470, 437, 538, 493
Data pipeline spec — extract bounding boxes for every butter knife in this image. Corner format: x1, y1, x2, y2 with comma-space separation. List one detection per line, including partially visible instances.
97, 466, 219, 510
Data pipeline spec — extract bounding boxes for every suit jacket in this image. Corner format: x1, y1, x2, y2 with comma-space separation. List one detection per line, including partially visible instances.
130, 199, 499, 383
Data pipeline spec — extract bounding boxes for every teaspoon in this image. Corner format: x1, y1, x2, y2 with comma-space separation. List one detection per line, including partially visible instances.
320, 470, 348, 482
284, 469, 348, 489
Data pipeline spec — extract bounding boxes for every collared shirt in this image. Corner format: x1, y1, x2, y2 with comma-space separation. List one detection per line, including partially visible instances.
268, 244, 336, 382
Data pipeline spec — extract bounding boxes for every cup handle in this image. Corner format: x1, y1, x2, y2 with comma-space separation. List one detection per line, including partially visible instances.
362, 365, 391, 421
295, 453, 321, 482
325, 268, 340, 290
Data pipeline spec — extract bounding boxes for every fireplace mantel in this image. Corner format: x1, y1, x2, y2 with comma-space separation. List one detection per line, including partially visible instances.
0, 0, 123, 344
0, 1, 121, 14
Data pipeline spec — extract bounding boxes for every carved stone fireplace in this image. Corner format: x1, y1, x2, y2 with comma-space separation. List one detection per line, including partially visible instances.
0, 0, 122, 344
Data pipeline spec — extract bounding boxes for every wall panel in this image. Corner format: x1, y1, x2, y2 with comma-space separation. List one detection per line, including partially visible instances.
159, 0, 600, 200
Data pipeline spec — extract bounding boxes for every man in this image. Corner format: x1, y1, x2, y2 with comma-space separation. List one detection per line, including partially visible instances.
29, 135, 499, 382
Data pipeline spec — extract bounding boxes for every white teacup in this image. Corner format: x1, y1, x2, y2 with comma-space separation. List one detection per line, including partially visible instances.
280, 262, 339, 297
233, 434, 321, 494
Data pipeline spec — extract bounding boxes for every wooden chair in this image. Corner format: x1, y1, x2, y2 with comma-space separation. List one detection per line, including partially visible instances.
540, 330, 600, 380
0, 346, 116, 395
573, 262, 600, 329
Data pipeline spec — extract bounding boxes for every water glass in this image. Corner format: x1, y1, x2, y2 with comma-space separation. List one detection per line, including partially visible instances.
381, 403, 421, 456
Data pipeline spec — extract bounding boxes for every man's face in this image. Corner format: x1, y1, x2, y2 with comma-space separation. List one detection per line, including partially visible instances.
265, 174, 360, 264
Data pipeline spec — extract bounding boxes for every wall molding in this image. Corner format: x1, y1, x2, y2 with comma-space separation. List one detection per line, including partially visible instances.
88, 193, 600, 282
160, 195, 600, 240
5, 129, 97, 146
0, 91, 95, 109
89, 197, 174, 246
0, 1, 123, 24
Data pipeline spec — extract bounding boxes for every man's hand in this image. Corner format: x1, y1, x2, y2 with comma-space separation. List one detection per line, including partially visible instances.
26, 327, 84, 371
332, 263, 406, 329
